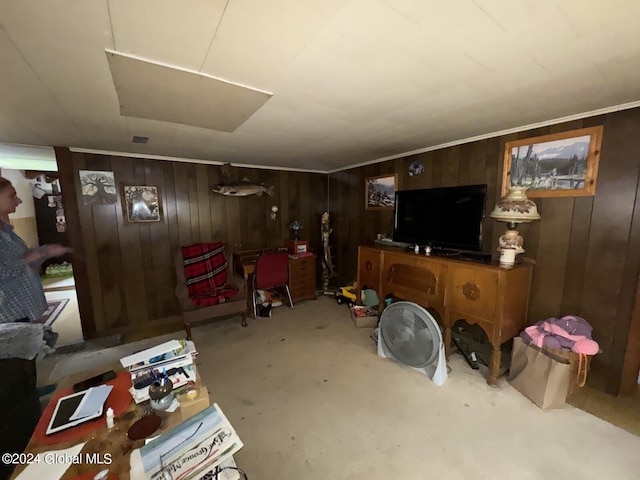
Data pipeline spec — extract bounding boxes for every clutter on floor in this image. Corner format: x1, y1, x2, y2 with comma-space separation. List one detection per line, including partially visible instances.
350, 305, 378, 328
255, 289, 283, 317
508, 315, 599, 409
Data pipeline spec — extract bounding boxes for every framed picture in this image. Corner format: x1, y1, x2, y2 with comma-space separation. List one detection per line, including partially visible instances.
501, 126, 604, 198
365, 174, 397, 210
122, 185, 162, 223
296, 244, 307, 253
79, 170, 117, 205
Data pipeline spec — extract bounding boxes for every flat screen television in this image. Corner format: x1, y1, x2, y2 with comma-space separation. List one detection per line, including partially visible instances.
393, 184, 487, 251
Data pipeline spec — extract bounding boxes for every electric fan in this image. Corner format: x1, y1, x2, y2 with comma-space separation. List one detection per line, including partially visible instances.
377, 301, 448, 385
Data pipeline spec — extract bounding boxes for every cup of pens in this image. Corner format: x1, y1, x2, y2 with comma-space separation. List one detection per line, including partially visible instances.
148, 371, 174, 411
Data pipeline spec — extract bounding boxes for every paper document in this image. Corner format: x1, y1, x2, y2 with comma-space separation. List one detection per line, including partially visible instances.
69, 385, 113, 420
129, 403, 243, 480
120, 340, 196, 372
120, 340, 183, 369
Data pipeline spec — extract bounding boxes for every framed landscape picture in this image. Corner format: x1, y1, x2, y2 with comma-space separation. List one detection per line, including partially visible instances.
501, 126, 604, 198
365, 174, 397, 210
122, 185, 162, 223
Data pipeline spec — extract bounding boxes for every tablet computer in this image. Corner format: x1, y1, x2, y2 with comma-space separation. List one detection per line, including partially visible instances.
46, 390, 105, 435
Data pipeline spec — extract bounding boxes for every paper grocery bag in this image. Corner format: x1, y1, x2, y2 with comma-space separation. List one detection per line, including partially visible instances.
508, 337, 571, 410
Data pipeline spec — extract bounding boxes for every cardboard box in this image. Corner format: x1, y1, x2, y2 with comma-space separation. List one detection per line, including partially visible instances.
350, 306, 378, 328
286, 239, 309, 255
178, 386, 210, 420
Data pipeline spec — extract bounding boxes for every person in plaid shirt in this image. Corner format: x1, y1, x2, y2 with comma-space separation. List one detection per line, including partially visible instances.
0, 176, 71, 324
0, 175, 72, 479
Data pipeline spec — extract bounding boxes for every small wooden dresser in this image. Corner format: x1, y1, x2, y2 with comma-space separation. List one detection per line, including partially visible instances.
288, 254, 317, 303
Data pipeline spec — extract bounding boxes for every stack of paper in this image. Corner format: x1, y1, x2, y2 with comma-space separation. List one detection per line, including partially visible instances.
120, 339, 198, 404
129, 403, 243, 480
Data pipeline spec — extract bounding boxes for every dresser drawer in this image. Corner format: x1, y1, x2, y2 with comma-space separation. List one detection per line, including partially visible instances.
290, 269, 312, 283
290, 284, 315, 302
289, 257, 314, 274
447, 265, 498, 321
289, 263, 312, 278
290, 277, 313, 290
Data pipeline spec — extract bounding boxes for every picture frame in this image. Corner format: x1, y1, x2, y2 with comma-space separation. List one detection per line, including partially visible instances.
122, 185, 162, 223
365, 174, 397, 210
296, 244, 307, 253
501, 126, 604, 198
79, 170, 117, 205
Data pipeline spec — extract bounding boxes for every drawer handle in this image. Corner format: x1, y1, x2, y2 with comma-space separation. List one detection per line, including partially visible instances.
462, 282, 480, 301
365, 260, 373, 272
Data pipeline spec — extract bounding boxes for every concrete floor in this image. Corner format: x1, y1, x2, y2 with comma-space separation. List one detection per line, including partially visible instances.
41, 296, 640, 479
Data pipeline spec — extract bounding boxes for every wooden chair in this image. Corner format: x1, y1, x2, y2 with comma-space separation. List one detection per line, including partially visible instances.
252, 251, 294, 318
175, 243, 247, 340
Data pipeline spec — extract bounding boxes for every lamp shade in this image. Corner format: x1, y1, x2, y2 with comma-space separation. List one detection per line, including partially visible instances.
490, 187, 540, 224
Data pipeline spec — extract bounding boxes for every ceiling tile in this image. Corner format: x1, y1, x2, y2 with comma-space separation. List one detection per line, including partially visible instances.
106, 50, 273, 132
109, 0, 227, 70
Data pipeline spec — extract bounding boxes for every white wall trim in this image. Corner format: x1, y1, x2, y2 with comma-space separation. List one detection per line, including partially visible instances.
327, 100, 640, 174
68, 148, 326, 174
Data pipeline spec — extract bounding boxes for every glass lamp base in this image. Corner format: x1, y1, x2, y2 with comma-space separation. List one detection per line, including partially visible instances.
498, 229, 525, 254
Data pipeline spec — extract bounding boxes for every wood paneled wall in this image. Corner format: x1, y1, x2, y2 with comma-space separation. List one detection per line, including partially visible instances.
329, 108, 640, 395
55, 149, 327, 339
53, 107, 640, 395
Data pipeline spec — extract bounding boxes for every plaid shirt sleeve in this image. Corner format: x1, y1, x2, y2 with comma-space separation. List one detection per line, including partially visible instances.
0, 223, 48, 323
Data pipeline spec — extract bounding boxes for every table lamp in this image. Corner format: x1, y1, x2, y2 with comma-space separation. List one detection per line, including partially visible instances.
489, 187, 540, 263
289, 220, 303, 240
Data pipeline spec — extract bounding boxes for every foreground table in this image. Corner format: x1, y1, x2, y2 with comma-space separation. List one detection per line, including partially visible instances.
10, 364, 208, 480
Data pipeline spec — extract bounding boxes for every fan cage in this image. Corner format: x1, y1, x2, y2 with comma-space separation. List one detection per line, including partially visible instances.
380, 301, 443, 368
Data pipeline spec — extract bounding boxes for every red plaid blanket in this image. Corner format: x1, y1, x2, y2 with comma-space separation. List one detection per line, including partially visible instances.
181, 242, 239, 306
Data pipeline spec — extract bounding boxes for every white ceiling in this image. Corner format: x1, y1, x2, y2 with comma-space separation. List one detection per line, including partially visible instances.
1, 0, 640, 174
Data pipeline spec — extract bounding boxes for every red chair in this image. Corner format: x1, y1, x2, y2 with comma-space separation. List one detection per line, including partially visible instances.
252, 251, 294, 318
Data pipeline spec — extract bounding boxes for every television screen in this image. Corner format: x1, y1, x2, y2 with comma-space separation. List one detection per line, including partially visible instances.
393, 184, 487, 251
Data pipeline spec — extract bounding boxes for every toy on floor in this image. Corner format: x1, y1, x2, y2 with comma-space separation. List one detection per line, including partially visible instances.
335, 286, 357, 306
336, 286, 379, 307
361, 288, 379, 307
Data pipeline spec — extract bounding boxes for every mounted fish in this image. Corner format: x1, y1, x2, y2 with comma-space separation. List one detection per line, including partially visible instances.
212, 162, 275, 197
211, 178, 275, 197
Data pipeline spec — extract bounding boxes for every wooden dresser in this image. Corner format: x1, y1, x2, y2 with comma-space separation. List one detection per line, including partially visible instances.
288, 254, 317, 303
357, 245, 532, 385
